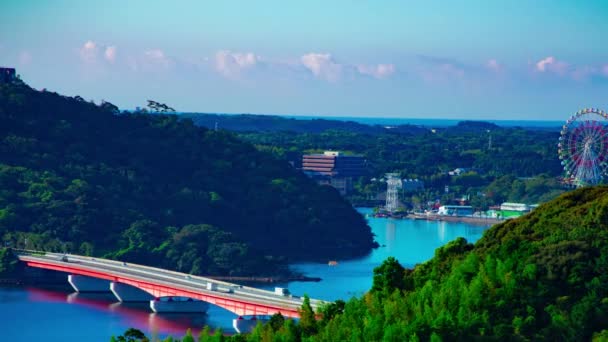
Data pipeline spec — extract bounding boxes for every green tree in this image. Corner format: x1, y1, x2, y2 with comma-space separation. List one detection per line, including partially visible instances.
267, 313, 285, 332
115, 328, 149, 342
0, 248, 18, 275
298, 295, 317, 336
371, 256, 405, 293
182, 328, 195, 342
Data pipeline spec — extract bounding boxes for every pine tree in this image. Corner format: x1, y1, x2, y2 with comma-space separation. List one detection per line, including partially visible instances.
299, 295, 317, 336
182, 328, 195, 342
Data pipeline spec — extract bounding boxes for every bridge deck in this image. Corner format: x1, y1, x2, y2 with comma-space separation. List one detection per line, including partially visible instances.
18, 251, 324, 317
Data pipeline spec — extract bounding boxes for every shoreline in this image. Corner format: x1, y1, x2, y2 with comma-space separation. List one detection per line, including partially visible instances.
405, 214, 505, 226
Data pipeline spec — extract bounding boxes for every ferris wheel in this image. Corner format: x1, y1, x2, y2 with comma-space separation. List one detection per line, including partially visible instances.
558, 108, 608, 187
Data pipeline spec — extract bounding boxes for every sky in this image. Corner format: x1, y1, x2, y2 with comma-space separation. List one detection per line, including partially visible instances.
1, 0, 608, 120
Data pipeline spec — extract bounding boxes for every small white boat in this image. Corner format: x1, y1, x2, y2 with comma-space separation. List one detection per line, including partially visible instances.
150, 296, 209, 313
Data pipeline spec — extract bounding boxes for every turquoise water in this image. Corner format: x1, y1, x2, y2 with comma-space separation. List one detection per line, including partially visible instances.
0, 209, 490, 340
279, 208, 489, 301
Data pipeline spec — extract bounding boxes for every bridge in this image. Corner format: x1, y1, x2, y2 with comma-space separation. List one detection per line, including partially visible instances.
17, 250, 324, 318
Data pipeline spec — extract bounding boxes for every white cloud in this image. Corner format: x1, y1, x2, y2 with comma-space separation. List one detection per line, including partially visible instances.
357, 63, 395, 79
535, 56, 568, 74
104, 46, 117, 63
79, 40, 99, 63
215, 50, 259, 78
300, 53, 343, 82
532, 56, 608, 81
210, 49, 395, 82
79, 40, 118, 67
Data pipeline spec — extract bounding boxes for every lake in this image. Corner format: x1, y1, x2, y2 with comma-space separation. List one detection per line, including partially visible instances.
0, 208, 491, 340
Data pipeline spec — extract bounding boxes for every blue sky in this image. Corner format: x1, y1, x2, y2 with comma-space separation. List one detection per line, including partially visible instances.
1, 1, 608, 120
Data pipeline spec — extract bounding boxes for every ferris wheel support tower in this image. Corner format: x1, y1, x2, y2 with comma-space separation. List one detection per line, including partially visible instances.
385, 173, 402, 213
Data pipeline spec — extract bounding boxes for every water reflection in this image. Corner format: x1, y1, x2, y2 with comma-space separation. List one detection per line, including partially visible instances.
3, 210, 492, 340
24, 287, 216, 338
385, 219, 396, 251
437, 221, 447, 242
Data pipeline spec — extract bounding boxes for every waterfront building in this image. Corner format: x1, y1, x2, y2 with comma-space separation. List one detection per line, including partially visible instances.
437, 205, 474, 216
500, 202, 529, 211
302, 151, 366, 195
499, 202, 531, 218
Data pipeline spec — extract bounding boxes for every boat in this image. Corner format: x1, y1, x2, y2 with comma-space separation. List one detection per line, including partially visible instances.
149, 296, 209, 313
233, 315, 271, 333
328, 260, 338, 266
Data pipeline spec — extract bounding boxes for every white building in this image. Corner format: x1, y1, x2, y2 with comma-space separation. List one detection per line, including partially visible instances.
438, 205, 473, 216
500, 203, 530, 212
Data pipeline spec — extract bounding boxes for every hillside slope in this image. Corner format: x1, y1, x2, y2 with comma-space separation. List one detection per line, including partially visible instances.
310, 186, 608, 341
0, 82, 375, 276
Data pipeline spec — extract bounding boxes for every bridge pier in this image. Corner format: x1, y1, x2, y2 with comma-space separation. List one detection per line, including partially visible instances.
150, 297, 209, 313
110, 282, 154, 302
68, 275, 111, 292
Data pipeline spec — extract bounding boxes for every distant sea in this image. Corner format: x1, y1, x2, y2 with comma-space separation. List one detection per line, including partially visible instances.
281, 115, 564, 129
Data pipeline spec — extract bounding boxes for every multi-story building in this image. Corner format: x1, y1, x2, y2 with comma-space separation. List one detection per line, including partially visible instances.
0, 67, 16, 83
301, 151, 366, 195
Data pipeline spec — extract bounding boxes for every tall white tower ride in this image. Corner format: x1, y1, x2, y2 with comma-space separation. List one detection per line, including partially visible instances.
385, 173, 402, 213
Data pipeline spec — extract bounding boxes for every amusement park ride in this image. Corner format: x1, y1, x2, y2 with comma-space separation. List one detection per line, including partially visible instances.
558, 108, 608, 187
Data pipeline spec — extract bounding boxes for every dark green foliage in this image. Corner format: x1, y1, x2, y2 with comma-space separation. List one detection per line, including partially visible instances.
0, 82, 374, 276
319, 299, 345, 325
119, 186, 608, 341
114, 328, 149, 342
146, 100, 175, 113
371, 256, 405, 293
320, 186, 608, 341
237, 122, 565, 207
0, 247, 18, 276
183, 113, 425, 135
182, 328, 195, 342
267, 313, 285, 332
298, 295, 317, 336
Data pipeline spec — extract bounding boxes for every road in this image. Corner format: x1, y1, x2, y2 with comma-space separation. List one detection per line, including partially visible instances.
18, 251, 324, 315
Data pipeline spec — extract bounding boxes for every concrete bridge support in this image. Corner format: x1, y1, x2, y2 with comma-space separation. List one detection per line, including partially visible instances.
110, 282, 154, 302
149, 297, 210, 313
68, 275, 111, 292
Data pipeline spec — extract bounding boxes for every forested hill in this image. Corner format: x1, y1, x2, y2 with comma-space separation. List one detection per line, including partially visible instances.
304, 186, 608, 341
0, 81, 375, 276
181, 112, 428, 134
117, 186, 608, 341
